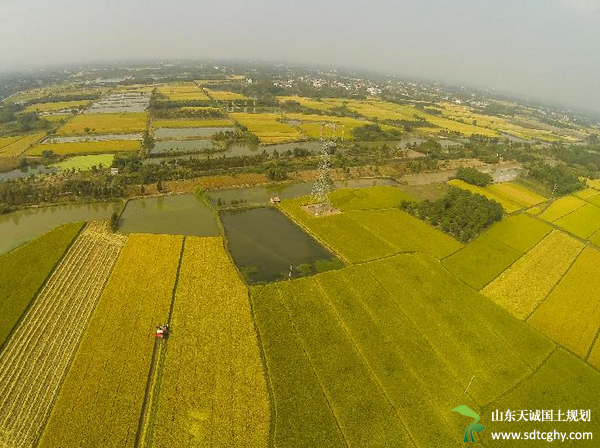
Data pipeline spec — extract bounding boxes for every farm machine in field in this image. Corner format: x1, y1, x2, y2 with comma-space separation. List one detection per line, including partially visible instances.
155, 324, 169, 339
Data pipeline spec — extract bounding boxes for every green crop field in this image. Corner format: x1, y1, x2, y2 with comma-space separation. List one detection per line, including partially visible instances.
39, 235, 183, 448
590, 340, 600, 370
484, 214, 552, 252
279, 196, 461, 263
442, 233, 522, 290
481, 349, 599, 445
443, 212, 552, 285
349, 208, 463, 258
538, 195, 586, 222
528, 247, 600, 358
448, 179, 521, 212
51, 154, 115, 170
330, 186, 415, 211
231, 112, 304, 143
0, 222, 82, 348
56, 112, 148, 135
554, 203, 600, 238
251, 253, 555, 446
150, 237, 269, 448
482, 230, 584, 319
27, 140, 141, 155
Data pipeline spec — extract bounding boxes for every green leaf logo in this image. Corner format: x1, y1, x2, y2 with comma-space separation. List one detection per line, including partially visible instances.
452, 405, 486, 443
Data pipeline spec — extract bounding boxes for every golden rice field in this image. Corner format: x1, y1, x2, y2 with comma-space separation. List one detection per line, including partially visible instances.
283, 112, 372, 139
447, 179, 521, 212
150, 237, 269, 448
482, 230, 584, 319
27, 140, 141, 156
277, 96, 335, 111
553, 203, 600, 239
574, 187, 600, 200
56, 113, 148, 135
204, 89, 249, 101
375, 101, 500, 137
0, 133, 46, 157
537, 195, 586, 222
485, 182, 546, 208
151, 118, 233, 128
24, 100, 90, 114
39, 235, 183, 448
437, 102, 568, 142
528, 247, 600, 358
156, 83, 210, 102
230, 112, 304, 143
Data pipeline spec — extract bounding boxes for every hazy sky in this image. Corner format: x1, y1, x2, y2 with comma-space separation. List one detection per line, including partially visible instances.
1, 0, 599, 113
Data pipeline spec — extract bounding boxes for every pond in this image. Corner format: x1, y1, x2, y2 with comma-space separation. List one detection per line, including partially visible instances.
0, 165, 59, 181
208, 178, 398, 207
117, 194, 219, 236
151, 139, 218, 154
154, 127, 236, 139
221, 207, 341, 283
0, 201, 122, 255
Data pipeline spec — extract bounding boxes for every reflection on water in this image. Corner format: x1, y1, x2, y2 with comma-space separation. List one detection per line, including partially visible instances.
0, 165, 59, 181
117, 194, 219, 236
221, 207, 341, 283
0, 202, 122, 255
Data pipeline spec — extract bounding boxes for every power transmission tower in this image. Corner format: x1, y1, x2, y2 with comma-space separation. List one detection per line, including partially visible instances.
310, 123, 337, 207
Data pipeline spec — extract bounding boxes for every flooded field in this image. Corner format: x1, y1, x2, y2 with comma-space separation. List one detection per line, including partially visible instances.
117, 194, 219, 236
0, 201, 121, 254
153, 127, 236, 139
85, 92, 151, 113
221, 207, 341, 283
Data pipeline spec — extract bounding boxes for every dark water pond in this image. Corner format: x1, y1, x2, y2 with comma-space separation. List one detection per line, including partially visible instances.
117, 194, 219, 236
221, 207, 341, 283
0, 202, 121, 255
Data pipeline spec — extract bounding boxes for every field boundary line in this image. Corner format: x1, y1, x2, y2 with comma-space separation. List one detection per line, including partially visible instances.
273, 284, 350, 448
314, 276, 420, 447
481, 346, 557, 411
335, 270, 464, 440
134, 236, 185, 448
0, 222, 85, 357
364, 260, 488, 403
525, 244, 585, 322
